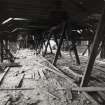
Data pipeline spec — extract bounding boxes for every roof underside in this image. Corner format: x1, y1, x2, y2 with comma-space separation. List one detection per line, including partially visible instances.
0, 0, 104, 34
0, 0, 104, 19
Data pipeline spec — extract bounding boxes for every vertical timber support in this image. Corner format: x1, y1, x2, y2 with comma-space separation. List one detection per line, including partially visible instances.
82, 41, 91, 56
88, 41, 92, 56
48, 41, 53, 54
72, 42, 80, 65
100, 40, 105, 59
39, 33, 45, 54
0, 40, 3, 63
34, 35, 37, 50
80, 6, 105, 87
53, 22, 67, 65
5, 40, 8, 56
3, 40, 14, 62
35, 35, 38, 51
25, 35, 28, 48
66, 33, 80, 65
43, 32, 52, 57
54, 34, 62, 57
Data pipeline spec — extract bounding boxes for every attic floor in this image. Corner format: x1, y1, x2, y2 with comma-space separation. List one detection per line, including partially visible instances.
0, 49, 105, 105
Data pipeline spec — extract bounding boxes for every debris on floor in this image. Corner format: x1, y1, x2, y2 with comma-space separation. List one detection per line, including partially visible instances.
0, 49, 103, 105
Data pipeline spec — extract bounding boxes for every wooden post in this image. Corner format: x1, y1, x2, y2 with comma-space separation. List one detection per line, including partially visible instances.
88, 41, 93, 56
2, 40, 14, 62
54, 34, 62, 57
0, 40, 3, 63
48, 41, 53, 54
100, 40, 105, 59
39, 38, 44, 54
80, 6, 105, 87
34, 35, 37, 50
43, 32, 52, 56
66, 32, 80, 65
82, 42, 91, 56
72, 42, 80, 65
36, 37, 39, 51
0, 41, 1, 63
25, 35, 28, 48
53, 22, 67, 65
5, 40, 8, 57
39, 33, 46, 54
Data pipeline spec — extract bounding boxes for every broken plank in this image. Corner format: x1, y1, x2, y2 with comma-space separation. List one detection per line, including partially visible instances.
33, 60, 75, 83
0, 62, 21, 68
60, 66, 82, 81
38, 68, 46, 79
39, 55, 66, 73
0, 67, 10, 85
15, 74, 25, 88
45, 91, 60, 100
41, 52, 100, 104
0, 88, 34, 91
72, 87, 105, 92
57, 87, 105, 92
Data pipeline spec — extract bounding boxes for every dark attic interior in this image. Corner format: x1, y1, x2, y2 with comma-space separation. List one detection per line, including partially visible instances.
1, 0, 105, 105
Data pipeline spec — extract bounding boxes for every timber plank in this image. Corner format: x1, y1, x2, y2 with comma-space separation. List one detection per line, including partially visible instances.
15, 74, 25, 88
0, 67, 10, 86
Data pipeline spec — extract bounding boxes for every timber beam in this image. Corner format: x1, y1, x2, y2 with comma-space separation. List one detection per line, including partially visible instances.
72, 42, 80, 65
54, 34, 62, 57
53, 22, 67, 65
81, 5, 105, 87
43, 32, 52, 56
0, 40, 3, 63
